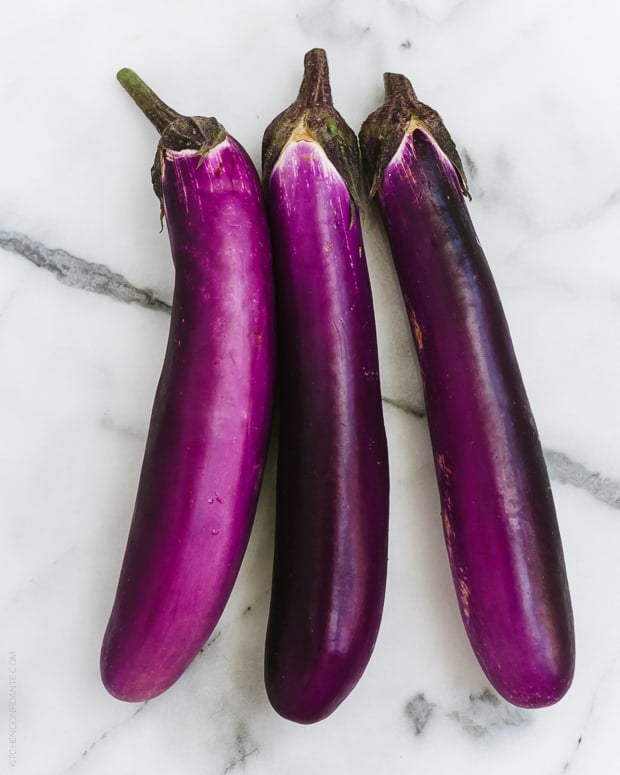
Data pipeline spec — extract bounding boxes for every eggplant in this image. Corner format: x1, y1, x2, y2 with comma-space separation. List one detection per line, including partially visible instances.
359, 73, 574, 707
262, 50, 389, 723
100, 70, 275, 702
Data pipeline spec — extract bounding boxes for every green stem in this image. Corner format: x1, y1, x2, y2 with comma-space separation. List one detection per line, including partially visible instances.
297, 48, 333, 107
116, 68, 179, 134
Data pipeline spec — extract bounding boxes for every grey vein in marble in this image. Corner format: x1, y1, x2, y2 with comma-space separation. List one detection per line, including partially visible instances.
65, 703, 148, 773
404, 688, 528, 739
200, 629, 222, 654
545, 449, 620, 510
10, 226, 615, 516
561, 653, 620, 773
62, 624, 227, 772
447, 689, 527, 737
381, 397, 620, 509
460, 147, 485, 200
0, 231, 171, 312
574, 188, 620, 230
560, 735, 583, 773
6, 226, 617, 516
554, 186, 620, 234
405, 692, 436, 735
100, 413, 146, 441
223, 721, 259, 774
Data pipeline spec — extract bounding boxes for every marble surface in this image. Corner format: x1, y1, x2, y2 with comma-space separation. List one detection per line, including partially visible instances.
2, 0, 620, 772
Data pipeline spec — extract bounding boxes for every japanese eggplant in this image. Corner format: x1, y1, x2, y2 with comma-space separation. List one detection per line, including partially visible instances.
360, 73, 574, 708
100, 70, 275, 702
262, 50, 390, 723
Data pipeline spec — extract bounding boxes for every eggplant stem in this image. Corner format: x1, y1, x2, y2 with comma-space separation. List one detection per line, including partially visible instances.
117, 68, 180, 134
384, 73, 417, 104
297, 48, 333, 107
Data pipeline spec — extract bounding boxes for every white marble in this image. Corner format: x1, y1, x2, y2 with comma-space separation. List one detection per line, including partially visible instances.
1, 0, 619, 772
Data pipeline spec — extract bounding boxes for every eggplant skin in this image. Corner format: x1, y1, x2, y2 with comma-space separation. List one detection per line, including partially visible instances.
264, 140, 389, 724
100, 137, 275, 702
376, 129, 574, 708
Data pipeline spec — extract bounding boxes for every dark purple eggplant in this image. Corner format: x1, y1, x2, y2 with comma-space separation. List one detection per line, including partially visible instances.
100, 70, 275, 702
262, 50, 389, 723
360, 73, 574, 708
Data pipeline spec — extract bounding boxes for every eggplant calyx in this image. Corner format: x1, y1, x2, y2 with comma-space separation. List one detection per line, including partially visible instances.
117, 68, 226, 203
152, 117, 226, 200
359, 72, 470, 200
262, 48, 362, 205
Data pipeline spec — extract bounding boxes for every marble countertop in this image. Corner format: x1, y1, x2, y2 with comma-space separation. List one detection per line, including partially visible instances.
2, 0, 620, 772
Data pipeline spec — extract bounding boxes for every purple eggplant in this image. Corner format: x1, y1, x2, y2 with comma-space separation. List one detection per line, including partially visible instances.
360, 74, 574, 707
262, 50, 389, 723
100, 70, 275, 702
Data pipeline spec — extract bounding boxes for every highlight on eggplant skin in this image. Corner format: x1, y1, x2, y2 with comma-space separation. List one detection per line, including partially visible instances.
262, 49, 389, 723
100, 70, 275, 702
359, 73, 574, 708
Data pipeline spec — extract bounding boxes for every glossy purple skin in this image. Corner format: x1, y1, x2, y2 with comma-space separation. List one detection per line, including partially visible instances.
377, 129, 574, 708
100, 137, 275, 702
265, 140, 389, 723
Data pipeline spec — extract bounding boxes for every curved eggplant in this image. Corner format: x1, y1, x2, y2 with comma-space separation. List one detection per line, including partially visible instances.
262, 50, 389, 723
100, 70, 275, 702
360, 73, 574, 707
